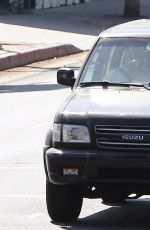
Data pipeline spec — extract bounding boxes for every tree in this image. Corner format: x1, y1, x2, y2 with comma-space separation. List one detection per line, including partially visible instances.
24, 0, 35, 9
124, 0, 140, 17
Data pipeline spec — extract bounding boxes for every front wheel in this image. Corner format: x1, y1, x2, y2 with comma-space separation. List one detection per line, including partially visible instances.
46, 180, 83, 223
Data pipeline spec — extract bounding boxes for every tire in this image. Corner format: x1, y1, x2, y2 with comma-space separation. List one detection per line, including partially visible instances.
46, 180, 83, 223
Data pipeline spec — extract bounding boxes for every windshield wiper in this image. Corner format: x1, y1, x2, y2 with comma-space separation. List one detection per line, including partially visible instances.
123, 83, 150, 90
79, 81, 129, 87
136, 83, 150, 90
79, 81, 150, 90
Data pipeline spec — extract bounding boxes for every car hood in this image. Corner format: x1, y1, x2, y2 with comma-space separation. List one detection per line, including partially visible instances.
62, 88, 150, 122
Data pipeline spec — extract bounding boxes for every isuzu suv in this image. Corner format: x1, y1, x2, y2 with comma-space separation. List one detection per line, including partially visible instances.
43, 19, 150, 223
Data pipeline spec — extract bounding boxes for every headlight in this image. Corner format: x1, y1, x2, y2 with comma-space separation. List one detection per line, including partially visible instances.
62, 124, 90, 143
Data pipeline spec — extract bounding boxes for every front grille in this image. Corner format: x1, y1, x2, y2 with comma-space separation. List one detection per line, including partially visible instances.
95, 125, 150, 150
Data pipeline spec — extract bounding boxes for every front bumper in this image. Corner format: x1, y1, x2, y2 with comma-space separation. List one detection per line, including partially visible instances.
45, 147, 150, 185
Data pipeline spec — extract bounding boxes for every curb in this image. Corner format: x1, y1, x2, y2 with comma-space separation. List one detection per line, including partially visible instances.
0, 44, 82, 71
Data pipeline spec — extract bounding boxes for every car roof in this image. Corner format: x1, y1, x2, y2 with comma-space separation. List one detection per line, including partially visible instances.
100, 19, 150, 38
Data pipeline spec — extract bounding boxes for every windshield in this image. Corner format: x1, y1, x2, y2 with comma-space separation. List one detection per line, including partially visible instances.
79, 38, 150, 85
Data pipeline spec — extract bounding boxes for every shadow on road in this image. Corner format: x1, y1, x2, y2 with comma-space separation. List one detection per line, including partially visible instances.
0, 83, 67, 93
0, 0, 137, 36
3, 66, 80, 73
56, 199, 150, 230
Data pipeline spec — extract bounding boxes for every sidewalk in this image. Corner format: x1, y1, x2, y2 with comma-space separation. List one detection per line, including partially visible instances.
0, 0, 149, 71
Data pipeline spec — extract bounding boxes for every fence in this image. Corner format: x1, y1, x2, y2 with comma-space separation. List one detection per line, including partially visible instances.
35, 0, 90, 9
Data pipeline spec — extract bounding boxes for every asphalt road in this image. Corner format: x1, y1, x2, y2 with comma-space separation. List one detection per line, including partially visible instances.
1, 53, 150, 230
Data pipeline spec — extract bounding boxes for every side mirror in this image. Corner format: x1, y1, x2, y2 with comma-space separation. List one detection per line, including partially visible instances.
57, 68, 76, 88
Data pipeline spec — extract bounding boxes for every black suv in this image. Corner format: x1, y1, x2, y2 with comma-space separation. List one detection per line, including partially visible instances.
43, 19, 150, 223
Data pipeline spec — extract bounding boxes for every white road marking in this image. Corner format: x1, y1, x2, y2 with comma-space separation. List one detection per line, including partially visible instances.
0, 194, 45, 199
26, 213, 45, 219
0, 165, 43, 170
28, 122, 50, 130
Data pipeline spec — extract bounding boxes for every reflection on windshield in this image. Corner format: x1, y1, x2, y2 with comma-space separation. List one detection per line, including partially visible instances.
79, 38, 150, 85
